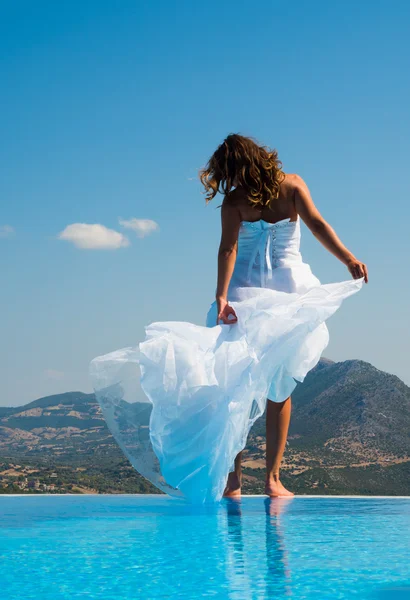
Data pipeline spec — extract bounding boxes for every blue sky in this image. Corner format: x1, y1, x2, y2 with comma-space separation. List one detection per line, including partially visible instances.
1, 0, 409, 406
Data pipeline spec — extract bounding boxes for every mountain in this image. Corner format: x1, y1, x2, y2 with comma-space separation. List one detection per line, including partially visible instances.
0, 391, 155, 494
0, 392, 106, 455
244, 359, 410, 495
1, 359, 409, 495
292, 359, 410, 455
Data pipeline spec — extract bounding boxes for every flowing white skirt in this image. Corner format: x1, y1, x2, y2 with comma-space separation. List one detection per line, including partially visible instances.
90, 278, 363, 503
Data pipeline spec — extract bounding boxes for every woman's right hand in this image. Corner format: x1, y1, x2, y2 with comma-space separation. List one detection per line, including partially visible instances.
347, 258, 368, 283
216, 297, 238, 325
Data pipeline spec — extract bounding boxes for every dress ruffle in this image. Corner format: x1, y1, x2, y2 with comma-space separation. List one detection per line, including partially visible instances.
90, 278, 363, 504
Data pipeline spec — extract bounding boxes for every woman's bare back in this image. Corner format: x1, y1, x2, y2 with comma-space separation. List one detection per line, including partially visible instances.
227, 173, 299, 224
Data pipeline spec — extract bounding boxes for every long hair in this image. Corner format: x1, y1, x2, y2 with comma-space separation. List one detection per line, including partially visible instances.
199, 134, 285, 208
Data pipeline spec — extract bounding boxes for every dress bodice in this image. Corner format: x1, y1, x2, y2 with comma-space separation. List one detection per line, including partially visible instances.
228, 217, 320, 296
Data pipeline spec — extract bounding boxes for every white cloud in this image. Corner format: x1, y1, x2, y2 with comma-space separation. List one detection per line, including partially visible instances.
44, 369, 65, 381
119, 218, 159, 238
0, 225, 14, 238
58, 223, 130, 250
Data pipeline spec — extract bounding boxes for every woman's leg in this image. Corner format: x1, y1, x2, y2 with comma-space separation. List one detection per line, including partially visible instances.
223, 451, 243, 497
224, 396, 294, 498
265, 396, 294, 497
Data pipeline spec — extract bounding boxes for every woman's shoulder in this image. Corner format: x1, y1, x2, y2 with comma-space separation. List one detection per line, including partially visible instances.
281, 173, 306, 192
221, 188, 249, 217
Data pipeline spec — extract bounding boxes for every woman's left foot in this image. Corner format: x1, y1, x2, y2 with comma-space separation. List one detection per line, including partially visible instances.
223, 473, 242, 497
265, 477, 294, 498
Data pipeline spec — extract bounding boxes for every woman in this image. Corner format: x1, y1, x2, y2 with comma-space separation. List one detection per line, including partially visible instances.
200, 134, 367, 498
90, 134, 367, 503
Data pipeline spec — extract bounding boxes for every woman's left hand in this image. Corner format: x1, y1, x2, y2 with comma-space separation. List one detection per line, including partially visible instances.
347, 258, 368, 283
216, 297, 238, 325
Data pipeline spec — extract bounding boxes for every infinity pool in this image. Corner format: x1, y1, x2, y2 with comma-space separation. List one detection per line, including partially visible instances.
1, 495, 409, 599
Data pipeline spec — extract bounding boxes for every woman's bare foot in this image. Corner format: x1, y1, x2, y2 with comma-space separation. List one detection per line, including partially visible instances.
223, 472, 242, 497
265, 475, 294, 498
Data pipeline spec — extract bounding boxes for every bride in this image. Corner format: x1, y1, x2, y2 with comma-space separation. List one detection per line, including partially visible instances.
90, 134, 367, 503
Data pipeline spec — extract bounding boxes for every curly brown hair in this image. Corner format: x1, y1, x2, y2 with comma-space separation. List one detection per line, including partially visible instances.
199, 134, 285, 208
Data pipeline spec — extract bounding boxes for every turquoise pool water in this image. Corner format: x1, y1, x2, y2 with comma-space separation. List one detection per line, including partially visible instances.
1, 495, 409, 599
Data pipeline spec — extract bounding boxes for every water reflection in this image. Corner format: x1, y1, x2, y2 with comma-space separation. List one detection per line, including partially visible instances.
264, 498, 292, 597
223, 497, 293, 599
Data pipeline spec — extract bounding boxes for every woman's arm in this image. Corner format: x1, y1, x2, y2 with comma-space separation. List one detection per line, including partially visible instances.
215, 199, 242, 323
294, 175, 368, 282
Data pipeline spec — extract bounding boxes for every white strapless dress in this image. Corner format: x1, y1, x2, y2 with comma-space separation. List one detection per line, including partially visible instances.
90, 217, 363, 503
